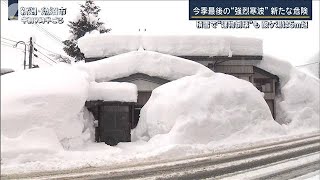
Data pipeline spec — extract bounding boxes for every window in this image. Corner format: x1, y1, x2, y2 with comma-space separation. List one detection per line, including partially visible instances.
238, 76, 250, 82
254, 78, 273, 93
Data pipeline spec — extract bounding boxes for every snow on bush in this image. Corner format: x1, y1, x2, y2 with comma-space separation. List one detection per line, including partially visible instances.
1, 64, 91, 157
258, 56, 320, 131
88, 81, 137, 102
78, 34, 263, 58
133, 72, 284, 145
77, 50, 212, 82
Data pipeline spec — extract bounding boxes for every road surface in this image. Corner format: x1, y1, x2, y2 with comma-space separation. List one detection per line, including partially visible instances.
2, 132, 320, 180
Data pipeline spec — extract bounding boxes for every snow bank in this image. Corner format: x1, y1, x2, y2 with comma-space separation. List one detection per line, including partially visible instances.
133, 73, 284, 145
1, 64, 91, 157
88, 82, 137, 102
78, 34, 263, 58
258, 56, 320, 131
77, 50, 212, 82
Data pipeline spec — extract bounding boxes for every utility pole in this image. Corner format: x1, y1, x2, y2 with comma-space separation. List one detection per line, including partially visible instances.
14, 41, 27, 70
28, 37, 33, 69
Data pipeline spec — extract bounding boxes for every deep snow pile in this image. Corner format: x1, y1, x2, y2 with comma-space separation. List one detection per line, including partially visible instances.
1, 64, 93, 158
258, 56, 320, 131
88, 82, 137, 102
133, 72, 284, 145
78, 33, 263, 58
1, 50, 319, 174
77, 50, 212, 82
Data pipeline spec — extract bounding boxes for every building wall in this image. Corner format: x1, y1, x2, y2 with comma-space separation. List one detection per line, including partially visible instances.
130, 79, 163, 91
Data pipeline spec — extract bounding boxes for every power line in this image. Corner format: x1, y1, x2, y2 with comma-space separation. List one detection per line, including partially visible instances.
1, 41, 14, 46
1, 37, 18, 43
36, 49, 58, 64
296, 61, 319, 67
34, 42, 73, 64
34, 55, 54, 66
37, 24, 63, 42
1, 43, 27, 52
34, 42, 61, 56
1, 43, 14, 48
33, 24, 64, 45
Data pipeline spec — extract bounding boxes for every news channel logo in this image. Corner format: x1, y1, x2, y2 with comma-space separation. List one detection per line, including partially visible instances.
8, 0, 18, 20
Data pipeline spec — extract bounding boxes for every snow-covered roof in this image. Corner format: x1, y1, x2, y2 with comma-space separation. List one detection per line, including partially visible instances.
78, 34, 263, 58
88, 82, 137, 102
1, 68, 14, 75
77, 50, 213, 82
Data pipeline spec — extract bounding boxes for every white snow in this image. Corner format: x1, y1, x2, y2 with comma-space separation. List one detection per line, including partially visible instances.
76, 50, 212, 82
77, 34, 263, 58
258, 56, 320, 132
1, 49, 319, 175
88, 81, 137, 102
1, 64, 92, 158
298, 52, 319, 78
133, 72, 284, 145
78, 34, 141, 58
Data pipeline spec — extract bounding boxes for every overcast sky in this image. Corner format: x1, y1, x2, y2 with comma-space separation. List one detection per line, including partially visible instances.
1, 0, 319, 70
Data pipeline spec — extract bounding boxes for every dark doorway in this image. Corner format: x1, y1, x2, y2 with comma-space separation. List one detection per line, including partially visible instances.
99, 105, 131, 145
86, 101, 134, 146
133, 105, 142, 129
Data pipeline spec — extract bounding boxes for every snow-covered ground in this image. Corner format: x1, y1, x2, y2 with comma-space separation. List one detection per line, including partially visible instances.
1, 50, 319, 174
295, 171, 320, 180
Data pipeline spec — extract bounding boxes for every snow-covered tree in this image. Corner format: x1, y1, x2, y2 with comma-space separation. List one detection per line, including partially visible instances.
63, 0, 111, 61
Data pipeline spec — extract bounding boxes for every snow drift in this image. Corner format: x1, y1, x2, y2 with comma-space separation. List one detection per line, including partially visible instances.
1, 64, 92, 157
78, 33, 263, 58
1, 49, 319, 174
77, 50, 212, 82
258, 56, 320, 131
133, 73, 284, 145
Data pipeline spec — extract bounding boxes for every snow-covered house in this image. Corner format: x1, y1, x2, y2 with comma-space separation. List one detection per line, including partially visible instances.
78, 35, 279, 135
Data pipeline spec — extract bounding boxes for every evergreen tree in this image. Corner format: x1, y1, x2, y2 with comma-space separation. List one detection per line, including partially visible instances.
63, 0, 111, 61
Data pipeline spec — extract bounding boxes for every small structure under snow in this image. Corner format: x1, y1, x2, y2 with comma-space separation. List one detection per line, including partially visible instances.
78, 34, 280, 145
78, 50, 212, 143
86, 82, 137, 145
79, 35, 279, 118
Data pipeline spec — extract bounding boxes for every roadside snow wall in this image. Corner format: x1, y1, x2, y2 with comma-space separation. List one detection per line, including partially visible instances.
133, 73, 284, 145
78, 33, 262, 58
